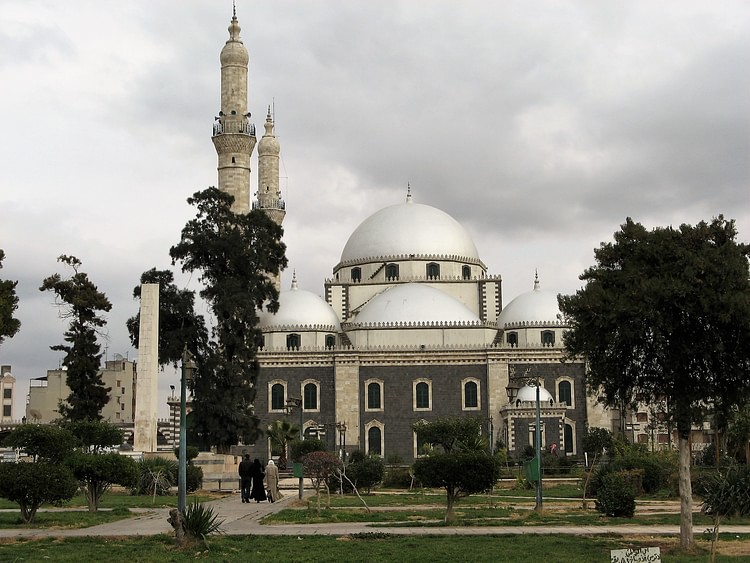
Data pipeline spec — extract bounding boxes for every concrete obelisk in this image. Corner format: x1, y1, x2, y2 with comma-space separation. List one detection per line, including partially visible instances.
134, 283, 159, 452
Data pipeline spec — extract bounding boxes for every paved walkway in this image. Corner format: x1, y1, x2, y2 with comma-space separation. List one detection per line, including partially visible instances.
2, 492, 750, 539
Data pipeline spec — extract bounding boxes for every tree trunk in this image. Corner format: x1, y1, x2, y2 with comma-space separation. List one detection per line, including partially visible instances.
678, 434, 694, 551
167, 508, 186, 547
445, 489, 456, 523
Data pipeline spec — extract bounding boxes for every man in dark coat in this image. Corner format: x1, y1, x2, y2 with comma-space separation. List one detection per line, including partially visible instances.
238, 454, 253, 503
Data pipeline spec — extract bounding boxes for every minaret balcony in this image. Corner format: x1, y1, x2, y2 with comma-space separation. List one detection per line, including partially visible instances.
252, 199, 286, 211
213, 119, 256, 137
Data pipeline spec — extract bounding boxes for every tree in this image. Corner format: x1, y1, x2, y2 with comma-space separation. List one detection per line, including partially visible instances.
581, 427, 613, 509
412, 416, 488, 453
0, 249, 20, 346
412, 417, 501, 522
348, 454, 385, 494
40, 255, 112, 421
0, 424, 78, 523
67, 451, 139, 512
3, 423, 76, 463
60, 420, 138, 512
558, 216, 750, 550
699, 465, 750, 563
170, 188, 287, 452
126, 268, 207, 367
303, 450, 342, 515
267, 420, 300, 469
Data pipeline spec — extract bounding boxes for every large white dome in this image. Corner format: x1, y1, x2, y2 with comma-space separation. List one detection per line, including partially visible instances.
352, 283, 481, 325
498, 275, 564, 328
259, 277, 340, 330
339, 195, 480, 265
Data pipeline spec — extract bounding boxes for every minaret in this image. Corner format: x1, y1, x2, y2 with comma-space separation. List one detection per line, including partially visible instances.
255, 107, 286, 227
212, 9, 256, 214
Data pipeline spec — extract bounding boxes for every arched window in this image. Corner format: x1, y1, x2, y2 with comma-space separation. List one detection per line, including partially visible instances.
414, 423, 428, 457
506, 332, 518, 347
286, 333, 301, 350
415, 381, 430, 410
271, 383, 285, 411
325, 334, 336, 349
462, 265, 471, 280
564, 424, 574, 455
351, 267, 361, 282
541, 330, 555, 347
558, 380, 572, 407
385, 263, 399, 280
367, 426, 382, 456
303, 382, 318, 411
367, 382, 382, 410
426, 262, 440, 279
463, 380, 478, 409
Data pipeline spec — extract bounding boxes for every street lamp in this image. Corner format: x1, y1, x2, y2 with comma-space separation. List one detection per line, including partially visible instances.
178, 348, 196, 514
506, 375, 543, 511
169, 385, 176, 446
286, 397, 303, 499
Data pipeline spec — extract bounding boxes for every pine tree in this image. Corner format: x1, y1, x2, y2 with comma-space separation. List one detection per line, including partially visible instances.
40, 255, 112, 421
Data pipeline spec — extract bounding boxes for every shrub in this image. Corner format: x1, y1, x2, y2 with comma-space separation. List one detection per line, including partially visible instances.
382, 466, 413, 488
290, 438, 326, 463
595, 472, 636, 517
186, 464, 203, 493
134, 457, 178, 496
182, 500, 224, 541
0, 462, 78, 523
349, 455, 385, 493
174, 446, 200, 464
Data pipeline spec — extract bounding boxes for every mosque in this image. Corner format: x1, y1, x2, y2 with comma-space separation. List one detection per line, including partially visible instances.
204, 11, 622, 463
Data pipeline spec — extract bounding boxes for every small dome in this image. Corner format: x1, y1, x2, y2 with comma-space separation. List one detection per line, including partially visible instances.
339, 193, 480, 265
220, 15, 249, 66
259, 275, 340, 330
353, 283, 480, 325
516, 384, 554, 403
258, 110, 279, 155
498, 274, 564, 328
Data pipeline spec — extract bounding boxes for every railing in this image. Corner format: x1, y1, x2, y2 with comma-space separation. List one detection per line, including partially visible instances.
213, 119, 256, 136
252, 199, 286, 210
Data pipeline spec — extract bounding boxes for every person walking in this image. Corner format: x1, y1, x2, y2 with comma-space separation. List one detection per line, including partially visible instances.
249, 458, 267, 503
238, 454, 253, 503
265, 459, 283, 503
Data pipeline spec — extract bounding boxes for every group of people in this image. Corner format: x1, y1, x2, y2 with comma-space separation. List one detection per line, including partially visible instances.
238, 455, 283, 504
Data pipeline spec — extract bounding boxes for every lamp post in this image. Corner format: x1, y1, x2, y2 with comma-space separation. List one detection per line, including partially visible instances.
506, 376, 543, 511
169, 385, 176, 446
178, 348, 196, 514
286, 397, 303, 499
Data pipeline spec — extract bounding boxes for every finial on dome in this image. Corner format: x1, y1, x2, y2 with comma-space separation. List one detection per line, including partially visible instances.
406, 183, 413, 203
533, 269, 540, 291
232, 1, 237, 20
267, 105, 272, 119
291, 270, 298, 290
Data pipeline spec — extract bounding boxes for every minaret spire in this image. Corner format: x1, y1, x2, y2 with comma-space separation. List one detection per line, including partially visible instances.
212, 8, 256, 214
256, 104, 285, 227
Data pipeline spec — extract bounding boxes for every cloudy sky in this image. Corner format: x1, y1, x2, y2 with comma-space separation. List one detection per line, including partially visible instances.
1, 1, 748, 418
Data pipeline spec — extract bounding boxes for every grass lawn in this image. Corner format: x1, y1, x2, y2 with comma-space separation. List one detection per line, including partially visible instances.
0, 491, 218, 511
0, 533, 748, 562
0, 507, 133, 529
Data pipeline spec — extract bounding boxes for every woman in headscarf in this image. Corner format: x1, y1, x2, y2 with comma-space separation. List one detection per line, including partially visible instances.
249, 458, 267, 503
265, 459, 283, 502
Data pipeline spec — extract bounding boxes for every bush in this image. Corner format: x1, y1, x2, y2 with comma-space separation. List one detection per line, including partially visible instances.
595, 472, 636, 517
182, 500, 224, 541
349, 455, 385, 493
290, 439, 326, 463
0, 462, 78, 523
382, 466, 414, 488
186, 464, 203, 493
134, 457, 178, 496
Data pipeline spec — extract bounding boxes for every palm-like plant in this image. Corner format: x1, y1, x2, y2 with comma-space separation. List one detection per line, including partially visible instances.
267, 420, 300, 469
